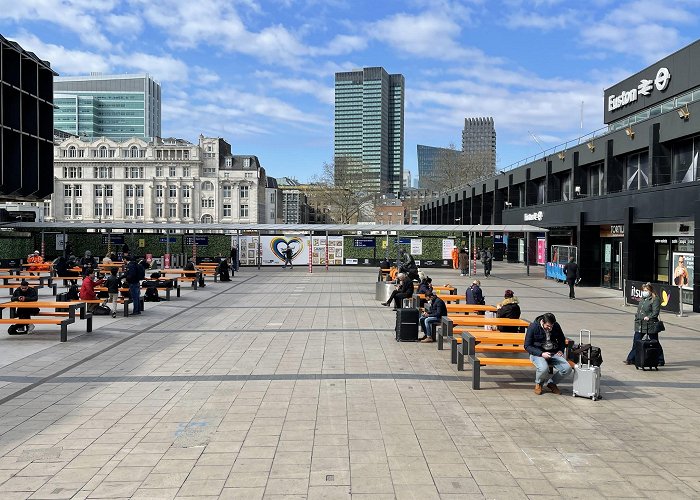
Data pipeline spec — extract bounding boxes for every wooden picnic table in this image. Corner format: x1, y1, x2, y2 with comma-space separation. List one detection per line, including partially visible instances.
0, 300, 91, 342
433, 286, 456, 294
417, 293, 467, 303
446, 304, 498, 314
447, 316, 529, 328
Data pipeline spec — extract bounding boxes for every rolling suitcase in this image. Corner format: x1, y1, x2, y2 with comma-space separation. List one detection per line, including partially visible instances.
573, 329, 602, 401
634, 332, 661, 371
395, 308, 419, 342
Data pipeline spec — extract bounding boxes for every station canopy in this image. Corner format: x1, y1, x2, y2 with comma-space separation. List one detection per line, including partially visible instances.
3, 222, 547, 233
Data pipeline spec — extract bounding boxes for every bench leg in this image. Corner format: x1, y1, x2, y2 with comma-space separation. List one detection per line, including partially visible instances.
60, 324, 67, 342
457, 344, 464, 371
437, 331, 444, 350
124, 300, 130, 317
52, 284, 57, 296
176, 286, 181, 297
451, 338, 458, 364
472, 357, 481, 390
87, 315, 93, 332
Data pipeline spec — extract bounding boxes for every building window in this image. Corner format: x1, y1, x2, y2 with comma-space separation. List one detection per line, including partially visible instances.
94, 185, 103, 197
94, 166, 113, 179
169, 166, 176, 177
68, 146, 77, 158
130, 146, 140, 158
672, 137, 699, 184
240, 185, 249, 198
74, 202, 82, 217
183, 166, 190, 177
105, 184, 113, 197
43, 202, 51, 218
135, 184, 144, 197
155, 203, 163, 218
169, 185, 177, 198
99, 146, 108, 158
225, 157, 232, 167
183, 151, 189, 160
222, 185, 232, 198
243, 158, 251, 168
202, 181, 214, 191
182, 185, 191, 198
126, 167, 144, 179
136, 203, 144, 217
169, 203, 177, 217
156, 166, 163, 177
63, 166, 82, 178
156, 185, 164, 198
201, 198, 214, 208
588, 163, 604, 197
625, 152, 649, 191
125, 203, 134, 217
94, 203, 103, 217
182, 204, 190, 218
240, 204, 249, 217
63, 203, 72, 217
223, 204, 232, 217
125, 185, 134, 197
64, 185, 72, 197
105, 203, 113, 217
245, 172, 253, 179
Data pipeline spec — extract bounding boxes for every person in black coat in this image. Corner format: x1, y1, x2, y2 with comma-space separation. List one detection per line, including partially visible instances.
382, 273, 414, 310
524, 312, 572, 395
230, 246, 239, 271
9, 281, 39, 334
496, 289, 522, 332
419, 291, 447, 343
218, 257, 231, 282
563, 256, 580, 299
466, 280, 485, 305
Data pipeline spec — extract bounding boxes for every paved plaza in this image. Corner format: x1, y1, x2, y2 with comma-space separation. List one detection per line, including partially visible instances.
0, 264, 699, 499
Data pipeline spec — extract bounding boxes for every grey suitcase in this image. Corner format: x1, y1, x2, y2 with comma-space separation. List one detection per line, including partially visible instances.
572, 329, 602, 401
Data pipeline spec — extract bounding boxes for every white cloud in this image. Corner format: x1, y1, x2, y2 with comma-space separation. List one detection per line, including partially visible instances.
253, 71, 334, 104
9, 33, 111, 74
104, 14, 144, 37
109, 53, 189, 83
0, 0, 113, 49
504, 11, 575, 30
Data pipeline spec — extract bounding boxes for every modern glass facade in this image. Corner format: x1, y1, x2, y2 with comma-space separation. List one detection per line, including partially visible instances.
334, 67, 404, 194
54, 74, 161, 140
416, 145, 461, 189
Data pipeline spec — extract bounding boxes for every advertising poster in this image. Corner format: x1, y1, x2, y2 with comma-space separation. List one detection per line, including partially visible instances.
536, 238, 546, 265
236, 235, 344, 266
625, 280, 680, 313
672, 252, 694, 290
411, 239, 422, 255
442, 239, 455, 260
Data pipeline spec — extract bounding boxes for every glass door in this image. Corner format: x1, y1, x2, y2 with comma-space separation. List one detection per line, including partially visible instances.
602, 242, 612, 287
602, 240, 622, 289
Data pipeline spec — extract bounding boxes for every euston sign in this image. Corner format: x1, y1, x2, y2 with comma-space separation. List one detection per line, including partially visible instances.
608, 67, 671, 112
524, 211, 543, 222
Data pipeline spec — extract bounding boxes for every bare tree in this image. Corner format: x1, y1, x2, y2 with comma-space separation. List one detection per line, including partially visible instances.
422, 143, 495, 193
308, 159, 374, 224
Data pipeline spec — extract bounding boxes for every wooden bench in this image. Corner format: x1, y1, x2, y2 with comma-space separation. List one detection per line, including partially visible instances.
69, 298, 131, 317
0, 301, 91, 342
141, 280, 180, 300
417, 294, 467, 303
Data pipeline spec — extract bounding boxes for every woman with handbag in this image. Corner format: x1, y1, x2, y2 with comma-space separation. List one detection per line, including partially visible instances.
624, 282, 665, 366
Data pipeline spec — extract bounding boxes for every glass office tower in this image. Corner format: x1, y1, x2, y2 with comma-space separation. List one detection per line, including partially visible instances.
54, 74, 161, 140
334, 67, 404, 194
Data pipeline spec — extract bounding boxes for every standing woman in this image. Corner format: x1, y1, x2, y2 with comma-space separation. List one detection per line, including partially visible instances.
458, 248, 469, 277
624, 282, 665, 366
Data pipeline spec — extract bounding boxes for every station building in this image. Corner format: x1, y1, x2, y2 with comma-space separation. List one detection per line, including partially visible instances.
421, 39, 700, 312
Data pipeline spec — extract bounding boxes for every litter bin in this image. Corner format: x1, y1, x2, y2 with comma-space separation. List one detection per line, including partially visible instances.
375, 282, 394, 302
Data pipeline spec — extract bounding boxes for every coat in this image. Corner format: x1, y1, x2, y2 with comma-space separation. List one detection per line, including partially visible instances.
80, 277, 104, 300
563, 261, 579, 283
426, 296, 447, 319
466, 284, 485, 305
634, 294, 660, 332
524, 314, 567, 356
458, 252, 470, 271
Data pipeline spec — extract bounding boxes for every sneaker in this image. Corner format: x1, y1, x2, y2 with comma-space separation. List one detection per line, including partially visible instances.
26, 324, 35, 333
534, 383, 543, 395
622, 360, 631, 365
547, 383, 561, 395
420, 337, 435, 343
381, 302, 389, 307
111, 311, 117, 318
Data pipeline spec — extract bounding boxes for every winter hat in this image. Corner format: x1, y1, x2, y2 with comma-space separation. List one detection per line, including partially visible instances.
504, 290, 514, 298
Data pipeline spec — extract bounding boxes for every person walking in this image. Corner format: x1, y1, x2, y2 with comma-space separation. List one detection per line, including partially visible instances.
283, 246, 294, 269
230, 245, 239, 272
458, 248, 469, 277
481, 248, 493, 277
451, 245, 459, 270
563, 256, 580, 300
624, 282, 665, 366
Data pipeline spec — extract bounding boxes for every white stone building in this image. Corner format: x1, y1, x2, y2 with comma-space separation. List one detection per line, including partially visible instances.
50, 135, 273, 225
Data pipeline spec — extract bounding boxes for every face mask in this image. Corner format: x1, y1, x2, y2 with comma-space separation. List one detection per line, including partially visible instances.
642, 291, 650, 298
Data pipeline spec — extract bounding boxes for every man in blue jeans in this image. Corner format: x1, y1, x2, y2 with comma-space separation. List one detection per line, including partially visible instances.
419, 291, 447, 343
524, 312, 572, 395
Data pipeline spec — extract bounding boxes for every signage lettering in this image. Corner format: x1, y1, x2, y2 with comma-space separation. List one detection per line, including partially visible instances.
524, 211, 543, 222
608, 67, 671, 112
611, 225, 624, 235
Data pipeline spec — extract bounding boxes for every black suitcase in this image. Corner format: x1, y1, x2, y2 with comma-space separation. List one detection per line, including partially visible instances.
634, 334, 661, 370
395, 308, 419, 342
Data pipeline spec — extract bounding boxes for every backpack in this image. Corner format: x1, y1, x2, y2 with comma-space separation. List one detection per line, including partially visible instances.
144, 286, 160, 302
92, 305, 111, 315
66, 284, 80, 300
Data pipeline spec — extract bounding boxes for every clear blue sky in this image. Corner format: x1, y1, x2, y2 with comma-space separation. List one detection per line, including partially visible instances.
2, 0, 696, 182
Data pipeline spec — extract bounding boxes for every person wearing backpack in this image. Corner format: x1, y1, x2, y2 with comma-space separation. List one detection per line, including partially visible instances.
105, 269, 121, 318
124, 255, 143, 315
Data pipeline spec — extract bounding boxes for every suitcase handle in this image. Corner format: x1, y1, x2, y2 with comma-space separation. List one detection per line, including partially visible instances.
579, 329, 592, 368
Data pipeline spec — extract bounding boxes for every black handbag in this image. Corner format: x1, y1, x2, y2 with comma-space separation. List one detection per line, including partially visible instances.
642, 319, 665, 334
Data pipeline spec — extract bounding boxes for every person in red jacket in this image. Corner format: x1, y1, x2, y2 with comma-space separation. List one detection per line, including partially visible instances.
80, 272, 105, 312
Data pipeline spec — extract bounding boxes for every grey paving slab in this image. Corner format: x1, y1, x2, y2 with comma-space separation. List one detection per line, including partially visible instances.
0, 266, 698, 499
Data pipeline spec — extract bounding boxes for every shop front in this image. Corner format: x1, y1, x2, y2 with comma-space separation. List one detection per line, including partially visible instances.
600, 225, 624, 290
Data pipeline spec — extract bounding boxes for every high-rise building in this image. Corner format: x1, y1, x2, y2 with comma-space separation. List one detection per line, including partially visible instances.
462, 117, 496, 173
416, 145, 462, 189
0, 36, 56, 202
54, 73, 161, 140
334, 67, 404, 194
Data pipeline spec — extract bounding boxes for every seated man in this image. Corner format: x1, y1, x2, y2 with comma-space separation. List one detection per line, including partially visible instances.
381, 273, 414, 310
419, 290, 447, 343
9, 280, 39, 334
524, 312, 572, 395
